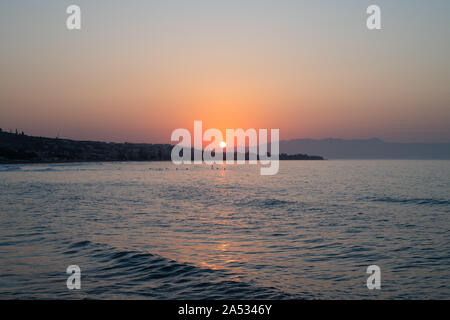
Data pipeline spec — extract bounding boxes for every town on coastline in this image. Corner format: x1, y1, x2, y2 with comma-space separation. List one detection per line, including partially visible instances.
0, 129, 323, 164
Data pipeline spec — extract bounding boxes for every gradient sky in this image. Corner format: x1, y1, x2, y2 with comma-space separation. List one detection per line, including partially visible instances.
1, 0, 449, 143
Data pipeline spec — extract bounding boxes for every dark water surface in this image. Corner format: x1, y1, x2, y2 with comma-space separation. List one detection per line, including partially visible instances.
0, 160, 449, 299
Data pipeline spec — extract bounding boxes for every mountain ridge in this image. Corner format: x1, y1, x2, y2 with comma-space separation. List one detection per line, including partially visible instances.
279, 138, 450, 159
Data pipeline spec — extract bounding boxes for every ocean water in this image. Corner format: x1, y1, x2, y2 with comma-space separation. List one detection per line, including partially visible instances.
0, 160, 449, 299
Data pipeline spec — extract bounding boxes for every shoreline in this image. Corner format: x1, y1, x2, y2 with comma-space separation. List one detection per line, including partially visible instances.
0, 158, 325, 166
0, 131, 324, 164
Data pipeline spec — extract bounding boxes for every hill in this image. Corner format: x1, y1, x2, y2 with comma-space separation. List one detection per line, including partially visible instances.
0, 130, 172, 163
0, 130, 323, 164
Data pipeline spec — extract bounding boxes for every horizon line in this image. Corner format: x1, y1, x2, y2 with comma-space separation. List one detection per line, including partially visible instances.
2, 129, 450, 145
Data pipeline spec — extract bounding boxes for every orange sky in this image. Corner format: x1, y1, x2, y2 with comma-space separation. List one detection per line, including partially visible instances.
1, 1, 449, 143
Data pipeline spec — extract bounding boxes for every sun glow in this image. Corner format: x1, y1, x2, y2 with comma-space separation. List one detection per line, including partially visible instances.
219, 141, 227, 148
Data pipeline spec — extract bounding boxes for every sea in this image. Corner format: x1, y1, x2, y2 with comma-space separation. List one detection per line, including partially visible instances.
0, 160, 449, 299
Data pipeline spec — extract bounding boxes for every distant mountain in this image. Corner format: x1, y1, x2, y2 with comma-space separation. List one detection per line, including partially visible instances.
280, 138, 450, 159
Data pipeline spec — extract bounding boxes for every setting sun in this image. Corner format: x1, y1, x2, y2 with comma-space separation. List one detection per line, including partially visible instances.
219, 141, 227, 148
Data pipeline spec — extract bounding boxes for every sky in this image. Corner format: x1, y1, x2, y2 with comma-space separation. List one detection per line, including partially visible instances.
0, 0, 449, 143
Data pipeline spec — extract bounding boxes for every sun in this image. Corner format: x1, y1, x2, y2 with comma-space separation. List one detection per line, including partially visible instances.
219, 141, 227, 148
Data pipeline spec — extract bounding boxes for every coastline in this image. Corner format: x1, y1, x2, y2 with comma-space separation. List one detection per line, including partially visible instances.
0, 131, 324, 164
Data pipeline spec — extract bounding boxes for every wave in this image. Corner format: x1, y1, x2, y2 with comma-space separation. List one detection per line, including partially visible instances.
365, 196, 450, 206
62, 240, 291, 299
0, 162, 108, 173
235, 198, 299, 209
0, 165, 22, 172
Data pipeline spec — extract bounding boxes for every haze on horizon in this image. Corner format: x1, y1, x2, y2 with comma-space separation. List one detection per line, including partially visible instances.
1, 0, 449, 144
